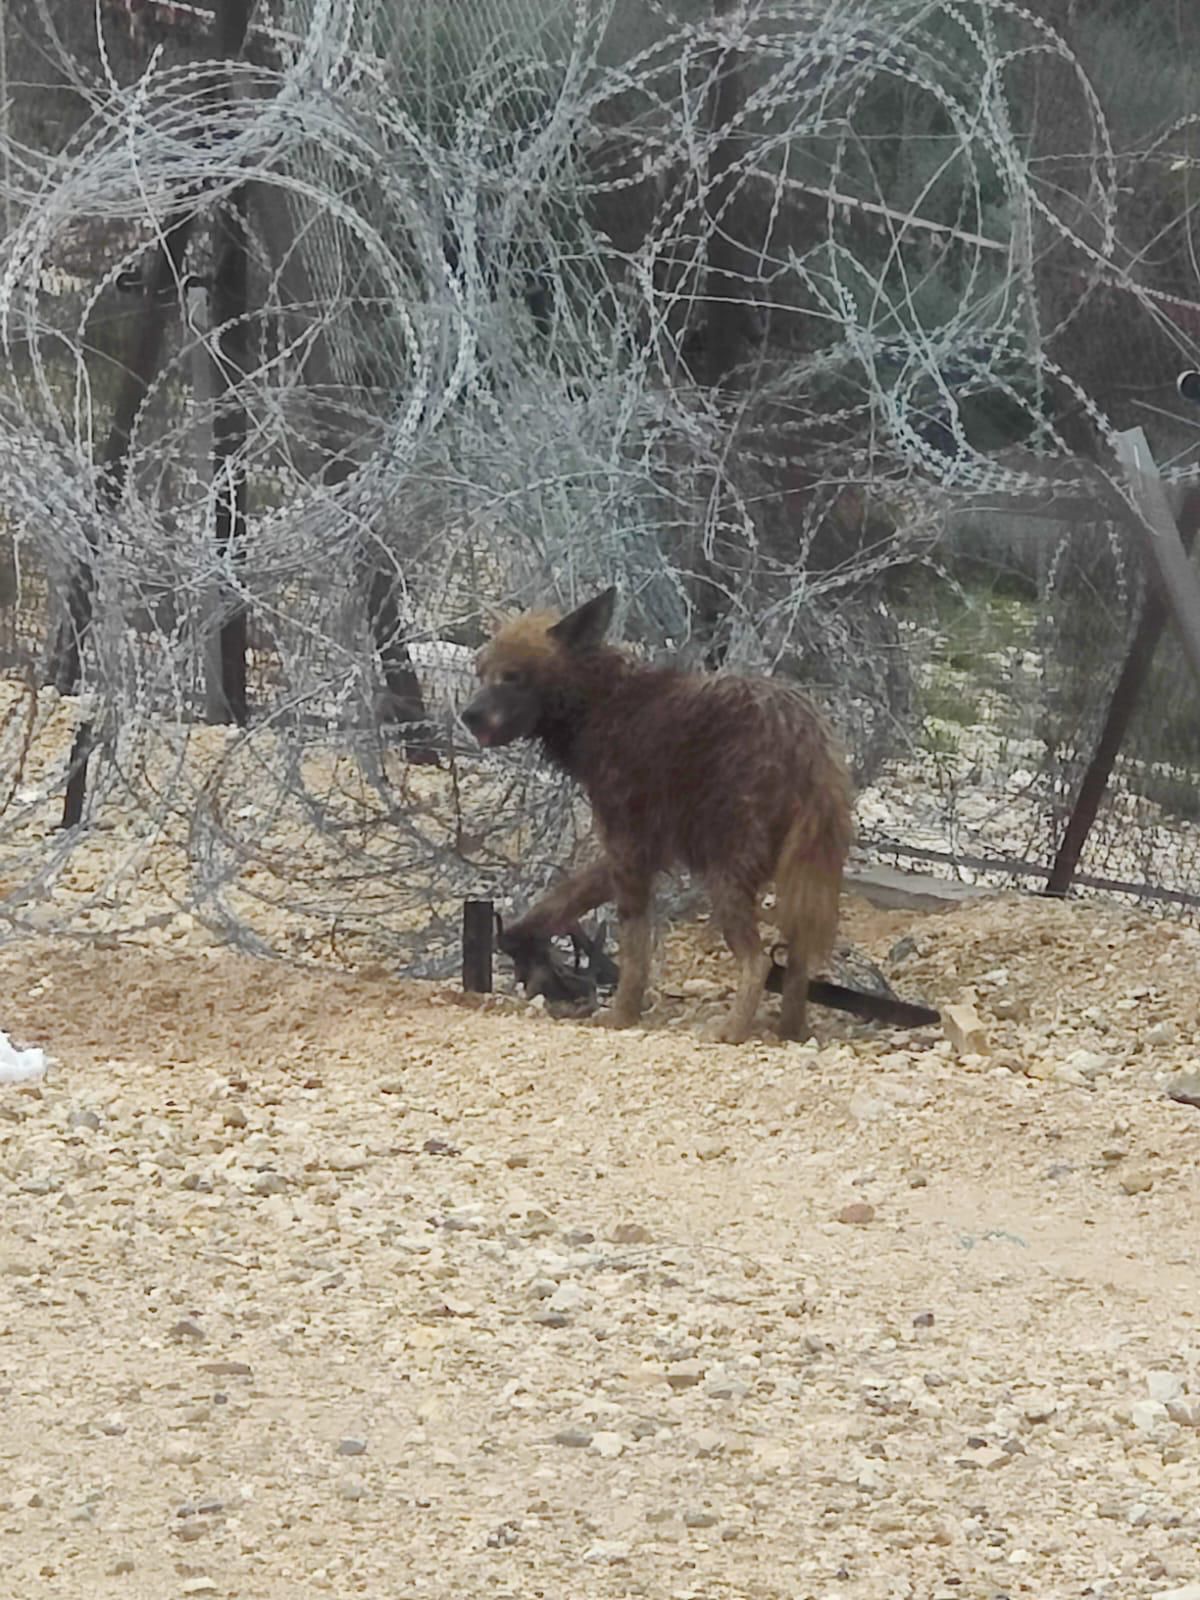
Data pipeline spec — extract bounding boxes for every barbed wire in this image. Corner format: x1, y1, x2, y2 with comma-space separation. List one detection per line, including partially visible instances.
0, 0, 1197, 967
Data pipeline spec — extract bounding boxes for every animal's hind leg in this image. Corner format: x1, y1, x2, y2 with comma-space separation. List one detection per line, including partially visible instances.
707, 879, 771, 1045
777, 948, 810, 1042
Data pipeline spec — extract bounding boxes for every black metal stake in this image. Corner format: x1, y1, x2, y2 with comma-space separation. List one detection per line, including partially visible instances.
462, 899, 494, 993
208, 183, 251, 726
59, 721, 94, 830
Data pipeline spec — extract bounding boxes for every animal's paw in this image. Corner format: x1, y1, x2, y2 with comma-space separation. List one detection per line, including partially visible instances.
591, 1005, 641, 1031
700, 1016, 752, 1045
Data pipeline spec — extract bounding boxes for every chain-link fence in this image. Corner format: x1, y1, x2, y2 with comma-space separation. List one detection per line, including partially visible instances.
0, 0, 1197, 971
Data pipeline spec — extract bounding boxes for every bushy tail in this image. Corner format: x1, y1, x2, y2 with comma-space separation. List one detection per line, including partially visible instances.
773, 756, 853, 1039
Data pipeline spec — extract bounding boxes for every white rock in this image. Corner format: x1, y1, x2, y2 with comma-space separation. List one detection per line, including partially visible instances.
1065, 1048, 1112, 1081
1131, 1399, 1169, 1433
547, 1282, 585, 1313
1147, 1372, 1185, 1404
583, 1541, 630, 1564
942, 1001, 990, 1057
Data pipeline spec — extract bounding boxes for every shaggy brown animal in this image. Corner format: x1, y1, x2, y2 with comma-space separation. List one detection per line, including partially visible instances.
461, 588, 853, 1042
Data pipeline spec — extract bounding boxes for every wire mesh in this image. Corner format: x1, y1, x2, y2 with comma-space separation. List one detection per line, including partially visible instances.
0, 0, 1197, 972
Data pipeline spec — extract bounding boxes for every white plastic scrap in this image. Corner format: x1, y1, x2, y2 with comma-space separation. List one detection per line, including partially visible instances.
0, 1030, 48, 1084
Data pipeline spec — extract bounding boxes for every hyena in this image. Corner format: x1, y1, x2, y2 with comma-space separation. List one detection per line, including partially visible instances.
461, 588, 853, 1043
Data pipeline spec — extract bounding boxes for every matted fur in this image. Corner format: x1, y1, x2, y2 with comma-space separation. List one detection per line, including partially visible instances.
462, 589, 854, 1042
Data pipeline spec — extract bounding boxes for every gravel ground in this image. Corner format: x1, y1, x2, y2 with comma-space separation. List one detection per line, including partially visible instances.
2, 891, 1200, 1600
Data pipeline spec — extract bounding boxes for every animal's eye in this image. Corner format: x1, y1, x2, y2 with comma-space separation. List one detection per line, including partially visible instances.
500, 668, 523, 685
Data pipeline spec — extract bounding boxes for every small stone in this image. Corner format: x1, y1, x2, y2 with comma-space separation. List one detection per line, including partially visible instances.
222, 1105, 247, 1129
990, 1050, 1023, 1074
942, 1001, 990, 1058
1022, 1397, 1057, 1424
337, 1437, 367, 1457
705, 1375, 749, 1401
533, 1312, 570, 1328
180, 1582, 218, 1596
1145, 1021, 1175, 1047
695, 1137, 727, 1161
837, 1202, 875, 1225
173, 1521, 209, 1542
665, 1360, 705, 1391
485, 1520, 521, 1549
68, 1108, 101, 1131
590, 1431, 624, 1458
1166, 1399, 1200, 1428
169, 1318, 206, 1342
19, 1176, 60, 1195
200, 1360, 252, 1378
1166, 1073, 1200, 1110
563, 1227, 595, 1246
107, 1560, 135, 1576
326, 1148, 368, 1172
552, 1428, 593, 1447
1065, 1048, 1112, 1081
1120, 1168, 1154, 1196
338, 1476, 366, 1501
992, 996, 1029, 1021
692, 1428, 725, 1457
251, 1171, 289, 1196
849, 1088, 893, 1123
1052, 1060, 1090, 1087
611, 1221, 653, 1245
912, 1310, 934, 1328
967, 1445, 1010, 1470
583, 1541, 630, 1565
684, 1510, 720, 1528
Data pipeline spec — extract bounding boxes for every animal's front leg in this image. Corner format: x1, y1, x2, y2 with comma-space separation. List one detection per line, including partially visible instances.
505, 859, 613, 941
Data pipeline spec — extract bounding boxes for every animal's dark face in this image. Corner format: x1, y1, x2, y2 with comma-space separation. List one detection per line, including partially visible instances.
460, 658, 544, 749
460, 587, 617, 750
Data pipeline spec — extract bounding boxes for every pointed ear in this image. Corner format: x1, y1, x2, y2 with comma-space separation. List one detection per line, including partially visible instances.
478, 600, 509, 634
548, 587, 616, 653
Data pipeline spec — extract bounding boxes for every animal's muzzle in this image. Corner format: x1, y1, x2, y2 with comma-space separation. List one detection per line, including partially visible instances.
461, 697, 502, 746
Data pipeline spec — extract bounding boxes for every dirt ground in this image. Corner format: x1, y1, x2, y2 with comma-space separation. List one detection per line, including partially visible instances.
2, 889, 1200, 1600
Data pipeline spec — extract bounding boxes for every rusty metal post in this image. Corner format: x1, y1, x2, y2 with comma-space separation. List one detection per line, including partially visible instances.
1045, 483, 1200, 897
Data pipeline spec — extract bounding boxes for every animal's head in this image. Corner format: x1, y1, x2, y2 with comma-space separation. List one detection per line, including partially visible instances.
460, 587, 616, 749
